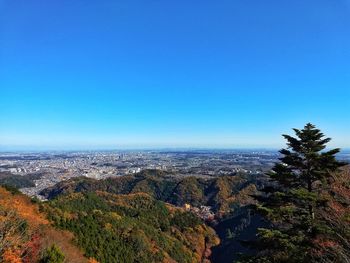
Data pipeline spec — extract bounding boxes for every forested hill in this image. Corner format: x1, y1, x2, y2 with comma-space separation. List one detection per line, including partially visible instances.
0, 186, 89, 263
0, 184, 219, 263
40, 169, 261, 215
43, 191, 219, 263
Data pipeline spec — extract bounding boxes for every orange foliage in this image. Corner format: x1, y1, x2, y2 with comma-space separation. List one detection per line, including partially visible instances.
326, 167, 350, 218
22, 234, 41, 263
88, 258, 99, 263
0, 187, 88, 263
0, 187, 48, 228
2, 249, 22, 263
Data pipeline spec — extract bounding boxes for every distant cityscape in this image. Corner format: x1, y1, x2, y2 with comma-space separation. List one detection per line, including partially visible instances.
0, 149, 349, 198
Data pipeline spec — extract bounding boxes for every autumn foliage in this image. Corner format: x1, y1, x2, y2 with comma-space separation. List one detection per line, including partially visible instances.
2, 249, 22, 263
0, 187, 88, 263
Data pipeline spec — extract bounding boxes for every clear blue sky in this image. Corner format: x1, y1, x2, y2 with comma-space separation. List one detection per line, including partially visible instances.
1, 0, 350, 150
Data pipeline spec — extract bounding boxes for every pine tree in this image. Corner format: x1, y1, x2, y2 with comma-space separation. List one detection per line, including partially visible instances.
40, 245, 65, 263
248, 123, 347, 263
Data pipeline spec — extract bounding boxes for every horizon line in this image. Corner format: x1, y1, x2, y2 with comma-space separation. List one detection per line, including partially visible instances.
1, 146, 350, 153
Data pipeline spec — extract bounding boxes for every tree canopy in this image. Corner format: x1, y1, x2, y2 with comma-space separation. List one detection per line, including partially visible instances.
246, 123, 348, 262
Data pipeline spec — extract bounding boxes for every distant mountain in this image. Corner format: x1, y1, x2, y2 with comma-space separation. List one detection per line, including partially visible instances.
0, 171, 42, 188
40, 169, 262, 215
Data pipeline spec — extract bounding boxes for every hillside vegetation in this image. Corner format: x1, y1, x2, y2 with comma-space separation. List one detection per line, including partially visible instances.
43, 191, 219, 263
0, 186, 89, 263
40, 170, 259, 216
5, 124, 350, 263
0, 172, 42, 189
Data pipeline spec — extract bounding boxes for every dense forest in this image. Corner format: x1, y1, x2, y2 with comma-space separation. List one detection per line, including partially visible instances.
40, 169, 260, 216
43, 191, 219, 263
0, 172, 42, 189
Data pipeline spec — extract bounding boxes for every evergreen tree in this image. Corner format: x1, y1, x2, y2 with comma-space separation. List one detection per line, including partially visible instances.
40, 245, 65, 263
247, 123, 347, 263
